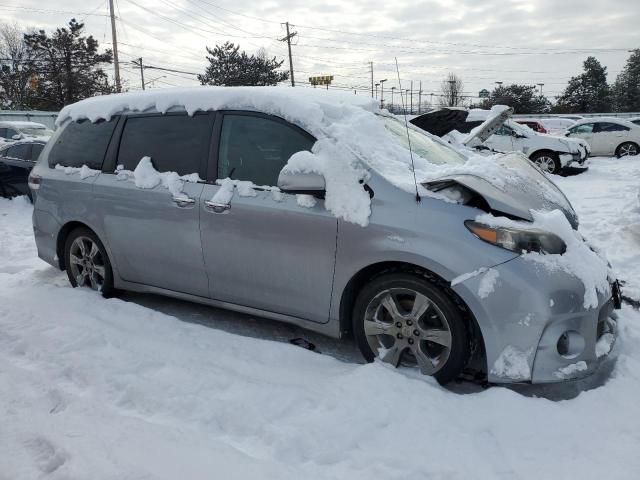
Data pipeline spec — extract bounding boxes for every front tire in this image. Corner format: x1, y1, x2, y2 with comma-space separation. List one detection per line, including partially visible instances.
616, 142, 638, 158
530, 151, 561, 174
352, 272, 469, 385
64, 227, 115, 298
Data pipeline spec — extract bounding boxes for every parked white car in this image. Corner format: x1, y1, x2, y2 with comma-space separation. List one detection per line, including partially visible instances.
538, 117, 577, 134
565, 117, 640, 157
628, 117, 640, 127
0, 121, 53, 145
411, 107, 589, 174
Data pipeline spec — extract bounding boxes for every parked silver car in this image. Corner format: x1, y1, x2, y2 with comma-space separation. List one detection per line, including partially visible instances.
29, 88, 620, 385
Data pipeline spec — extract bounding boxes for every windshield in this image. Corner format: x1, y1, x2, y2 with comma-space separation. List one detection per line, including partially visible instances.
20, 127, 53, 136
384, 117, 466, 166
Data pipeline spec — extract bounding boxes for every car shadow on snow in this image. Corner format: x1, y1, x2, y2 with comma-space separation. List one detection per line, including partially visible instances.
118, 290, 617, 401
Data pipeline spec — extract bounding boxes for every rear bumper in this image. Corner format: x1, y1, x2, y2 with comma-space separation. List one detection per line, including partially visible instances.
451, 255, 618, 384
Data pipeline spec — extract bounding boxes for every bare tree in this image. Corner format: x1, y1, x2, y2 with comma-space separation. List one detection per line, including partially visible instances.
439, 73, 465, 107
0, 23, 36, 109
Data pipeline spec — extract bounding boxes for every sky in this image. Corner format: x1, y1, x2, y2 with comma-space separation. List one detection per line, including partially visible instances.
3, 0, 640, 105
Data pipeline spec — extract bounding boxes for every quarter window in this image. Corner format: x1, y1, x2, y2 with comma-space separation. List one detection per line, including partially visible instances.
117, 113, 210, 175
218, 114, 315, 186
48, 118, 117, 169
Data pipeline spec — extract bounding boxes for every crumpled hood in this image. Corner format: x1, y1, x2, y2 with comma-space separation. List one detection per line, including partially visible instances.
424, 153, 579, 228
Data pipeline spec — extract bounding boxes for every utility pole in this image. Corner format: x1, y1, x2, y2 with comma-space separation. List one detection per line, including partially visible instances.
138, 58, 145, 90
379, 79, 387, 109
418, 80, 422, 114
410, 80, 413, 114
370, 61, 374, 98
279, 22, 297, 87
108, 0, 121, 92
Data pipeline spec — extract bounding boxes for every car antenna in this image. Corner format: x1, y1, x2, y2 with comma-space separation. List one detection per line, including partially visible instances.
394, 57, 421, 203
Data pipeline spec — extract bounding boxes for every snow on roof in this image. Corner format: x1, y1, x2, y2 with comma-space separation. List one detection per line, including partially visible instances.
0, 120, 47, 129
573, 116, 639, 128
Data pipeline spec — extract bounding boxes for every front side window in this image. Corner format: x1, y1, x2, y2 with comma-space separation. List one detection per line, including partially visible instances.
570, 124, 594, 134
596, 122, 629, 133
49, 118, 117, 169
7, 143, 31, 160
117, 113, 210, 175
218, 114, 315, 186
495, 125, 513, 136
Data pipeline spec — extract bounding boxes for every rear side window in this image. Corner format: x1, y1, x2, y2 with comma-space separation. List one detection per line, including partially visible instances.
218, 114, 314, 186
117, 113, 210, 175
570, 124, 594, 134
31, 143, 44, 161
48, 118, 117, 169
7, 143, 31, 160
596, 122, 629, 132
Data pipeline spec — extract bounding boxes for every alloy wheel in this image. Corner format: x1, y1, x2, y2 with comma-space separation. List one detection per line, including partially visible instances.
619, 143, 638, 157
533, 156, 556, 173
363, 288, 452, 375
68, 236, 106, 291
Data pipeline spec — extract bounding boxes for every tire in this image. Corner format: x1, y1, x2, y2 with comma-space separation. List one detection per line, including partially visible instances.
352, 272, 469, 385
64, 227, 115, 298
530, 151, 561, 174
615, 142, 638, 158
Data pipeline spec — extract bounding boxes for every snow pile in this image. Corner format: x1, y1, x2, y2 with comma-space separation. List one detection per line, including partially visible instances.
490, 345, 533, 380
477, 209, 611, 309
54, 164, 101, 180
478, 268, 500, 299
296, 194, 317, 208
2, 197, 640, 478
554, 361, 588, 379
116, 157, 201, 199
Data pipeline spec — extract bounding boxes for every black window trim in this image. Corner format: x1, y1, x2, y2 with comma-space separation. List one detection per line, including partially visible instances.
103, 111, 215, 180
207, 110, 317, 185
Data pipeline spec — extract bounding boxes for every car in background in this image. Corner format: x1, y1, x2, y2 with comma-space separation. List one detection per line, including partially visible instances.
515, 119, 547, 133
538, 117, 577, 135
0, 121, 54, 145
0, 139, 46, 199
559, 115, 585, 122
565, 117, 640, 157
411, 107, 589, 174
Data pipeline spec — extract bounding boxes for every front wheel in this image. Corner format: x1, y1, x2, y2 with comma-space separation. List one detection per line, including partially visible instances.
64, 227, 115, 297
352, 273, 469, 384
530, 151, 561, 174
616, 142, 638, 158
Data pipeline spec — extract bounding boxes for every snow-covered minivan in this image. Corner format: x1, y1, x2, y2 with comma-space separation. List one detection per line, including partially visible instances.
29, 87, 619, 385
411, 107, 590, 174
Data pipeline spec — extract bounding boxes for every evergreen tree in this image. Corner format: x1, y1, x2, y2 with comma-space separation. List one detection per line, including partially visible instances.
23, 19, 113, 110
612, 49, 640, 112
198, 42, 288, 86
481, 84, 551, 113
555, 57, 611, 113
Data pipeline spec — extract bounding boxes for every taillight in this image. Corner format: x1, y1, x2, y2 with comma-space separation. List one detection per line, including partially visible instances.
28, 172, 41, 190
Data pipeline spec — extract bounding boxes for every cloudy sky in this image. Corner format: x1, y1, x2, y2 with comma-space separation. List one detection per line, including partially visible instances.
4, 0, 639, 103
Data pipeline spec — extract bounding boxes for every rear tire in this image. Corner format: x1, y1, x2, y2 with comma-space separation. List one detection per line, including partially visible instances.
530, 151, 561, 174
616, 142, 638, 158
352, 272, 469, 385
64, 227, 115, 298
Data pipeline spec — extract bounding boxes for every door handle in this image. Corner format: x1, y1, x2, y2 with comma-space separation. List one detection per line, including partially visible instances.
205, 200, 231, 213
172, 195, 195, 207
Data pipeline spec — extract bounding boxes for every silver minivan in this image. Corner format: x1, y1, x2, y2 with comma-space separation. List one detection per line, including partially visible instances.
29, 88, 620, 385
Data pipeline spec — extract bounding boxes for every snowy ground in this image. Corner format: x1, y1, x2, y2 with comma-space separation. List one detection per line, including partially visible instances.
1, 157, 640, 479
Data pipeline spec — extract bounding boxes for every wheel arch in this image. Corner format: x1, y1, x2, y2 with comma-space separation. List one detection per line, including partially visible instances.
338, 261, 487, 372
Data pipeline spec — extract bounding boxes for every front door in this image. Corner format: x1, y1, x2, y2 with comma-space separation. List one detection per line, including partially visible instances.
568, 123, 596, 154
93, 112, 213, 297
199, 111, 338, 323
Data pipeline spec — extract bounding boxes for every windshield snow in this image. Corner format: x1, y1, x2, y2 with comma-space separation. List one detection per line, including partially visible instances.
383, 117, 467, 166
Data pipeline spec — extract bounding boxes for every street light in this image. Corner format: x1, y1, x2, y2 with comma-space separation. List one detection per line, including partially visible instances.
375, 83, 380, 99
495, 81, 503, 87
390, 86, 396, 111
405, 89, 410, 114
379, 79, 387, 108
537, 83, 545, 95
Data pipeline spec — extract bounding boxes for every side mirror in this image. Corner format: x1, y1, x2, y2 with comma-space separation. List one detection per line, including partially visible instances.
277, 170, 326, 196
513, 132, 526, 139
564, 132, 571, 137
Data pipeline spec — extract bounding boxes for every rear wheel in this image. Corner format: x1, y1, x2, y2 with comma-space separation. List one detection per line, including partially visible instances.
616, 142, 638, 158
64, 227, 115, 297
353, 273, 469, 384
530, 151, 561, 174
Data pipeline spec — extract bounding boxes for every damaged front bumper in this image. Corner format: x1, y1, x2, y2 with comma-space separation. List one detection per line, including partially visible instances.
451, 256, 620, 384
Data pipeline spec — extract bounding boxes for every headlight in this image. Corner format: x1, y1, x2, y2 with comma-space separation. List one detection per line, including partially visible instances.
465, 220, 566, 254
